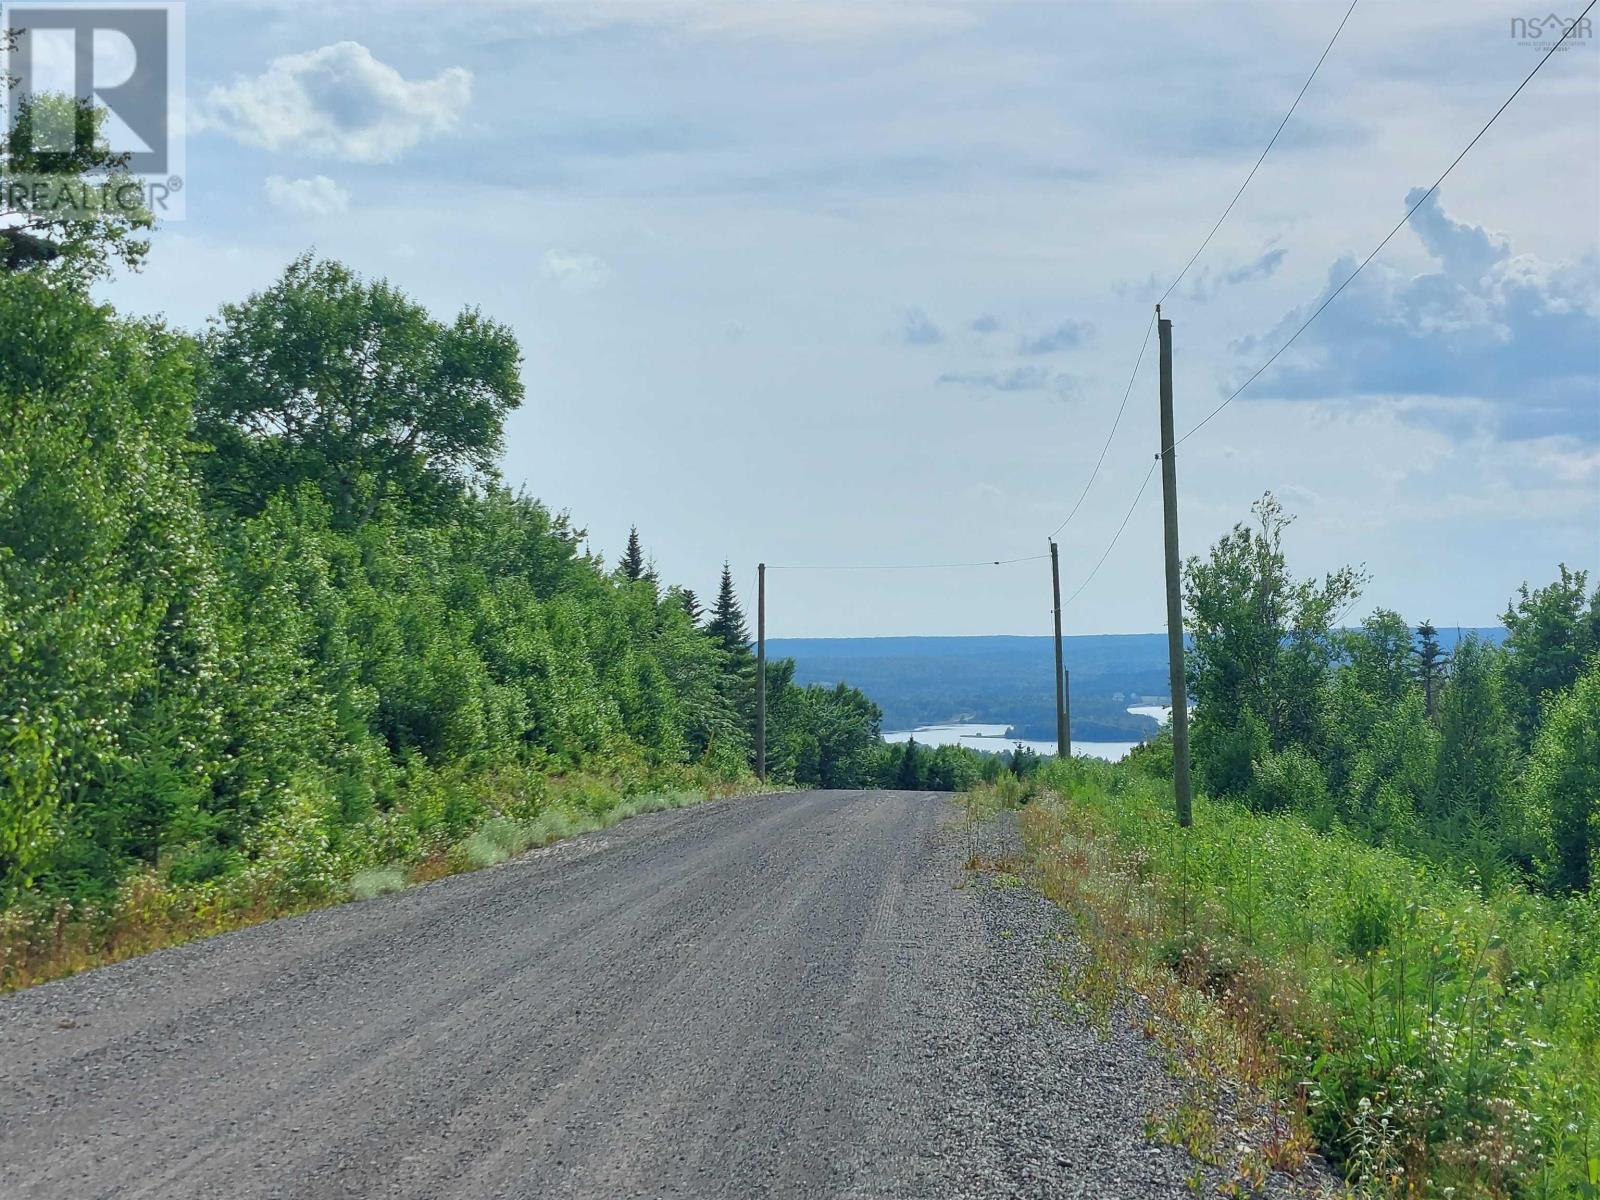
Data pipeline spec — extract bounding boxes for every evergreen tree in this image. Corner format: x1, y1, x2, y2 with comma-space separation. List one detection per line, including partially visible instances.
1528, 663, 1600, 893
896, 737, 922, 789
678, 588, 703, 626
1433, 637, 1522, 865
619, 526, 645, 582
705, 563, 751, 660
1413, 621, 1449, 719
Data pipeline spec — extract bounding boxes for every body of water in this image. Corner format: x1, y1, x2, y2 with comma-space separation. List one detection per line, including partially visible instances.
883, 722, 1141, 764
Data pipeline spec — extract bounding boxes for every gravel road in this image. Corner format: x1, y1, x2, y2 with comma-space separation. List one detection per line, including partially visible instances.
1, 790, 1317, 1199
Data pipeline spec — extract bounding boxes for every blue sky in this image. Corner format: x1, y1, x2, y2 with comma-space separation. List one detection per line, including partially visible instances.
101, 0, 1599, 636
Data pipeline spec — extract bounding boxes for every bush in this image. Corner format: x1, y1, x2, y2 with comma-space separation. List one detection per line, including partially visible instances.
1018, 756, 1600, 1198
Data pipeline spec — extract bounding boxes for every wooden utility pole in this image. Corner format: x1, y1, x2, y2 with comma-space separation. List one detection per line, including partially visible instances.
1158, 311, 1193, 827
1049, 541, 1070, 760
756, 562, 767, 781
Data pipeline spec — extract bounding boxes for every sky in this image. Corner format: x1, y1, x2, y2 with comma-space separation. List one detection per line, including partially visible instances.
91, 0, 1600, 637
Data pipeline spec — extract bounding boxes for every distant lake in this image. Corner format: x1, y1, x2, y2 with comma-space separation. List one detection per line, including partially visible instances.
882, 724, 1139, 762
883, 703, 1173, 764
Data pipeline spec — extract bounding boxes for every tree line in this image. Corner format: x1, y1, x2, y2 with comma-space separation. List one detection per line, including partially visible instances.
1174, 494, 1597, 894
0, 235, 956, 908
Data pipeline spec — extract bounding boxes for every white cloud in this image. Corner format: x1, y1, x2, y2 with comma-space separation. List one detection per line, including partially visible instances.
264, 174, 350, 217
1234, 190, 1600, 442
540, 249, 612, 291
195, 42, 472, 163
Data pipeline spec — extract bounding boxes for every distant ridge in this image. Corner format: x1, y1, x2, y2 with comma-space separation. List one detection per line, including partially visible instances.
769, 630, 1506, 741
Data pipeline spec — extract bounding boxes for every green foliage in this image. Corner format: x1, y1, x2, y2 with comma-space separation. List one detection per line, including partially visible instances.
1248, 745, 1328, 817
1182, 493, 1591, 900
1413, 620, 1449, 719
1432, 638, 1524, 865
195, 255, 523, 524
896, 737, 923, 789
1023, 756, 1600, 1198
705, 562, 752, 659
1185, 493, 1364, 799
0, 257, 758, 918
1500, 565, 1599, 750
1529, 664, 1600, 893
1, 91, 154, 279
619, 526, 646, 582
764, 665, 884, 789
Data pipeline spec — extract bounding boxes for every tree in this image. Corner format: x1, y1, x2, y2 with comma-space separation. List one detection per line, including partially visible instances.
0, 268, 223, 894
896, 737, 923, 789
705, 563, 751, 660
677, 588, 704, 626
1184, 494, 1365, 797
1414, 621, 1449, 719
196, 255, 523, 524
1, 83, 153, 279
1528, 662, 1600, 892
765, 674, 883, 789
619, 526, 645, 582
1343, 610, 1414, 706
1501, 566, 1599, 749
1432, 637, 1523, 871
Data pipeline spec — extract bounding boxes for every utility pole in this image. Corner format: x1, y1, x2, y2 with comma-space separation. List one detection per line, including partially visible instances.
756, 562, 767, 781
1158, 310, 1193, 828
1049, 541, 1070, 760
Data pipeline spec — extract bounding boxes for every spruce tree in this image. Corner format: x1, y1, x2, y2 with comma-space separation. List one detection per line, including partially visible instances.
706, 563, 751, 659
679, 588, 703, 626
896, 737, 922, 790
620, 526, 645, 582
1433, 637, 1520, 861
1414, 620, 1449, 719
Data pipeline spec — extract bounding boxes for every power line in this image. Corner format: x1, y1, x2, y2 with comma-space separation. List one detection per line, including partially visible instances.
1158, 0, 1361, 306
1046, 2, 1357, 541
1049, 309, 1156, 538
766, 554, 1049, 572
1167, 0, 1596, 453
1061, 458, 1159, 609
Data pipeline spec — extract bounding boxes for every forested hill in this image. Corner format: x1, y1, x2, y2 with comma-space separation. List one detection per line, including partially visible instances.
770, 631, 1506, 741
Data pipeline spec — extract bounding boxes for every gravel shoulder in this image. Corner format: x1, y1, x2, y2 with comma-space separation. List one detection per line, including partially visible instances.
2, 790, 1327, 1199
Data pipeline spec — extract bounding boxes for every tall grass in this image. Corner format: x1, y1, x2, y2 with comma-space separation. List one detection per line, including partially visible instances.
1006, 756, 1600, 1199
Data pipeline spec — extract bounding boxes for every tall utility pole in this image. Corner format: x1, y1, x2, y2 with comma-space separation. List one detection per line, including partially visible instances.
1049, 541, 1070, 760
1158, 310, 1193, 827
756, 562, 767, 781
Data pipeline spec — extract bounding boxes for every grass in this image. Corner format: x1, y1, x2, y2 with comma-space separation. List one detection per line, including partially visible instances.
973, 757, 1600, 1199
0, 773, 758, 994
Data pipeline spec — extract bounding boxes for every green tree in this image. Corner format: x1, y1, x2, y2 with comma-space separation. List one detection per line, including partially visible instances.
1, 87, 153, 279
1184, 494, 1364, 798
0, 269, 223, 894
705, 563, 751, 660
1432, 638, 1523, 872
1501, 566, 1599, 749
677, 588, 704, 626
1527, 662, 1600, 892
923, 743, 981, 792
196, 255, 523, 524
765, 671, 883, 789
896, 737, 923, 790
619, 526, 645, 582
1413, 620, 1449, 719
